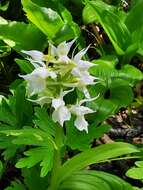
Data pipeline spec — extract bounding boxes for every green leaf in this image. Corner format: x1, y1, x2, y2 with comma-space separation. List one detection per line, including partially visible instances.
16, 147, 54, 177
22, 167, 48, 190
5, 181, 25, 190
57, 142, 139, 183
15, 84, 33, 127
126, 167, 143, 180
83, 1, 131, 54
15, 59, 34, 73
0, 160, 3, 178
0, 20, 46, 52
59, 170, 133, 190
53, 4, 80, 44
34, 107, 56, 136
0, 1, 9, 11
22, 0, 64, 39
0, 96, 17, 126
66, 117, 111, 150
1, 128, 54, 147
135, 161, 143, 167
118, 65, 143, 86
0, 128, 55, 176
125, 0, 143, 33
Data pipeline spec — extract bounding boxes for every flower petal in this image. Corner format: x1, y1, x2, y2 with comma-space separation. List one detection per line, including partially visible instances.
74, 115, 88, 133
77, 60, 94, 70
26, 58, 45, 68
70, 104, 94, 116
52, 98, 65, 110
22, 50, 44, 62
52, 106, 71, 126
73, 45, 90, 63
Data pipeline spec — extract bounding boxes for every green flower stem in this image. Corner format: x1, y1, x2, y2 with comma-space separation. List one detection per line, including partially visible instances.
48, 125, 63, 190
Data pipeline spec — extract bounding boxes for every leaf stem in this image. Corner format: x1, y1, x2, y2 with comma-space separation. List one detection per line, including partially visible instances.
48, 125, 63, 190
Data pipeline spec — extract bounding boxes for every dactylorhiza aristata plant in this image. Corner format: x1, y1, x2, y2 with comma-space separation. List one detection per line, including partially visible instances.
20, 39, 99, 133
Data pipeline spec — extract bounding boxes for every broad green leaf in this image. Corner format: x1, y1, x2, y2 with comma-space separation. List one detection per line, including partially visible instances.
57, 142, 139, 183
135, 161, 143, 168
22, 0, 64, 39
0, 20, 46, 52
125, 0, 143, 33
53, 4, 80, 43
83, 1, 131, 54
118, 65, 143, 86
59, 170, 133, 190
109, 79, 134, 107
16, 147, 54, 177
126, 167, 143, 180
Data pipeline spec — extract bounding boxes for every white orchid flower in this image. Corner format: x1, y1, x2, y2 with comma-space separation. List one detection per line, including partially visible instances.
19, 67, 57, 96
52, 89, 73, 126
70, 104, 94, 133
49, 39, 76, 63
70, 96, 99, 132
71, 46, 98, 98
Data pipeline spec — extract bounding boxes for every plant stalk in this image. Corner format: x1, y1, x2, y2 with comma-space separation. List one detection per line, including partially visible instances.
48, 125, 63, 190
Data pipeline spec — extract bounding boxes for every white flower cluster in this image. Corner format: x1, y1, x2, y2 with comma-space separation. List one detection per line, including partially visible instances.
20, 39, 99, 132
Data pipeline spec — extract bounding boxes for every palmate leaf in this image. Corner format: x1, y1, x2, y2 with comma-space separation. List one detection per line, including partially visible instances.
0, 19, 46, 52
22, 0, 64, 39
83, 0, 131, 55
59, 170, 133, 190
16, 147, 54, 177
0, 128, 55, 177
57, 142, 139, 183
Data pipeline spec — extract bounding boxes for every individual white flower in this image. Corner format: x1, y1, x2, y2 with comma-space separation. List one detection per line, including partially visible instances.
52, 89, 73, 126
70, 104, 94, 133
71, 46, 98, 98
19, 67, 57, 96
70, 96, 99, 132
49, 39, 76, 63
